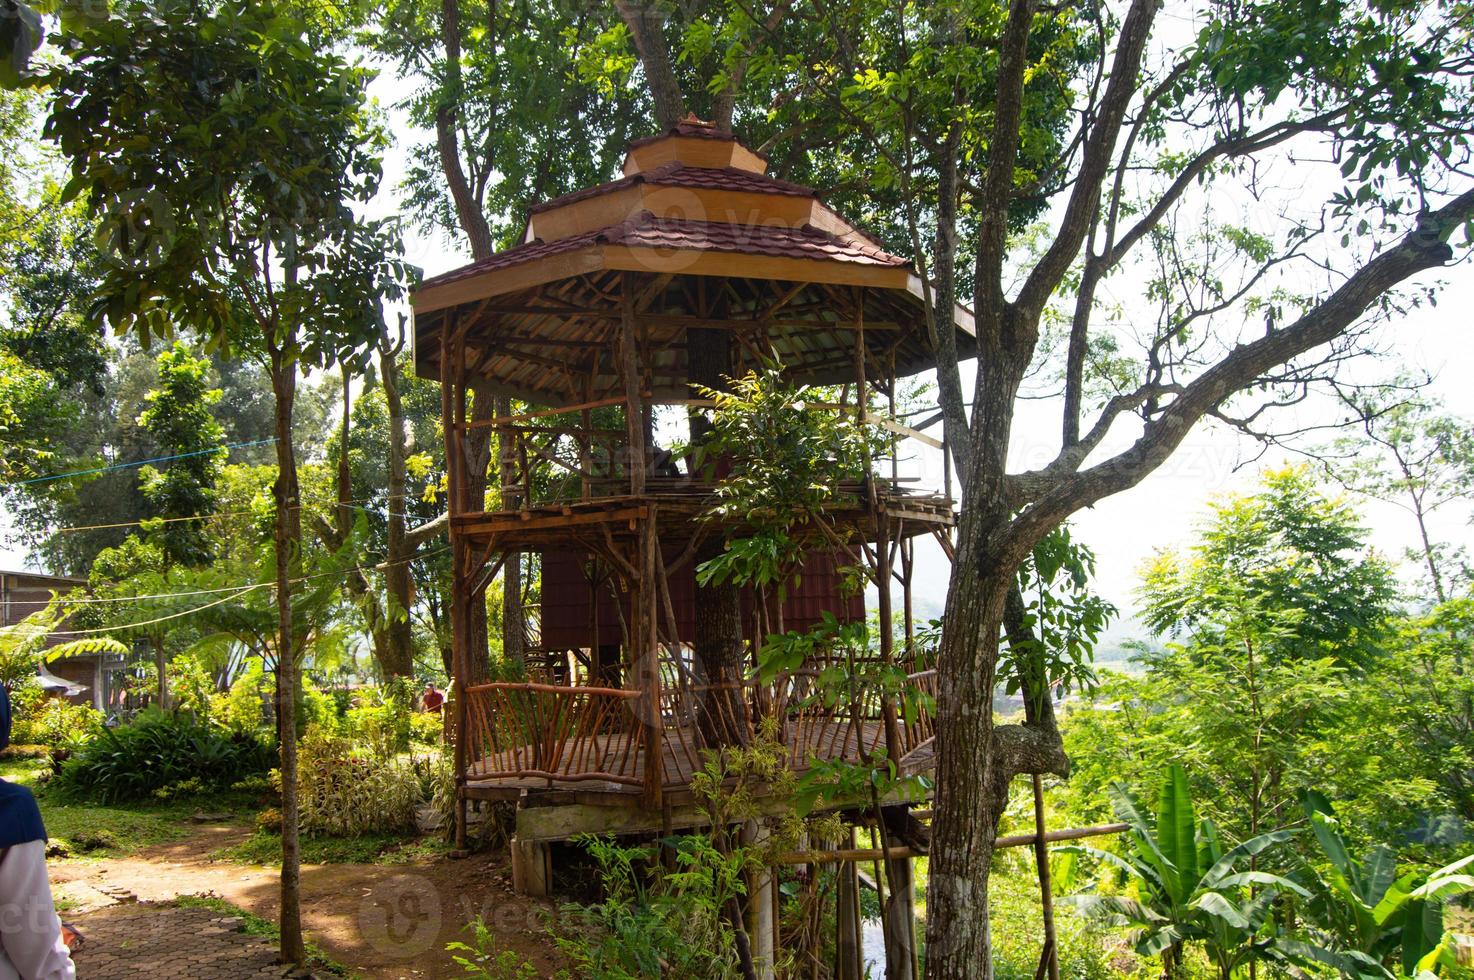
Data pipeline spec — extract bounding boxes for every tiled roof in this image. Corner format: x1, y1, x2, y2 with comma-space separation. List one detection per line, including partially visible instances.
529, 162, 815, 214
418, 228, 606, 290
418, 212, 906, 291
627, 119, 764, 152
613, 213, 905, 266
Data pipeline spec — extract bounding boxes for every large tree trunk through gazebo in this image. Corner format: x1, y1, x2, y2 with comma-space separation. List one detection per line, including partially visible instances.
687, 327, 749, 747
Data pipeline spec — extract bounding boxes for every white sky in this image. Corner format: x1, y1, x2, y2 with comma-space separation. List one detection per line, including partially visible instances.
3, 62, 1471, 639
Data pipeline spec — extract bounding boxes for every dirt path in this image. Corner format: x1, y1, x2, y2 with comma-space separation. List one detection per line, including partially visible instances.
50, 825, 566, 979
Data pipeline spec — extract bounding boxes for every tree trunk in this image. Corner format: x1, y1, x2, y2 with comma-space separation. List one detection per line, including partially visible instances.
379, 345, 416, 678
687, 327, 748, 746
154, 638, 168, 711
461, 383, 496, 683
496, 396, 525, 668
926, 311, 1068, 977
925, 562, 1011, 980
268, 351, 305, 967
616, 1, 688, 129
432, 0, 499, 683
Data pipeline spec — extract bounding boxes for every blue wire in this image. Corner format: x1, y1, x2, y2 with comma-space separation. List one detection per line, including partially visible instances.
9, 438, 278, 488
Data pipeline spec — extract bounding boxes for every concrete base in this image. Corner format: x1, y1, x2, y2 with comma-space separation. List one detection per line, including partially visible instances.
510, 837, 552, 897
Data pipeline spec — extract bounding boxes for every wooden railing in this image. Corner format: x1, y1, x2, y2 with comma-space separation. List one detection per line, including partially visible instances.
494, 422, 632, 509
459, 670, 939, 791
899, 669, 938, 760
779, 667, 938, 768
460, 681, 647, 786
466, 394, 950, 513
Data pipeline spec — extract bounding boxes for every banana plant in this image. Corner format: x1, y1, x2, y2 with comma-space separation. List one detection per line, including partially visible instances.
0, 606, 129, 691
1288, 791, 1474, 978
1062, 765, 1309, 980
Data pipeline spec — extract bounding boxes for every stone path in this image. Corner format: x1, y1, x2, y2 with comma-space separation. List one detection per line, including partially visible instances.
68, 902, 293, 979
48, 823, 566, 978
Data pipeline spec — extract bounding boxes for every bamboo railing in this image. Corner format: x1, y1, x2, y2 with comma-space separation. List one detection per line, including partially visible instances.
460, 681, 647, 786
477, 395, 951, 514
459, 668, 940, 791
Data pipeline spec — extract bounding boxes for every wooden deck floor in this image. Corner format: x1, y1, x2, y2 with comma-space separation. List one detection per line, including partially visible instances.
453, 484, 954, 550
463, 719, 935, 806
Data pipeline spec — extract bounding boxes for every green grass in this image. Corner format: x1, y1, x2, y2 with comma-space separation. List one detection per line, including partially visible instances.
172, 896, 354, 977
0, 754, 47, 788
216, 829, 450, 866
9, 752, 446, 868
43, 802, 195, 856
3, 754, 256, 858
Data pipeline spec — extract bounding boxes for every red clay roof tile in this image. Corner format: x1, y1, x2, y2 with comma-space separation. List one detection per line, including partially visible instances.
528, 163, 815, 214
418, 212, 907, 292
626, 119, 765, 153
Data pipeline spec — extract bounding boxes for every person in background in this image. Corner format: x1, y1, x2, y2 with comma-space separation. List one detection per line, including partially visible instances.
0, 688, 76, 980
421, 682, 444, 714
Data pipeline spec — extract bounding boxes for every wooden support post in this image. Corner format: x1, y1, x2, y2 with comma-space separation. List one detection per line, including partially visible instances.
745, 821, 777, 980
510, 836, 552, 897
876, 514, 904, 761
942, 429, 953, 503
881, 806, 920, 980
900, 535, 915, 646
441, 329, 472, 856
639, 507, 662, 807
887, 357, 899, 486
836, 827, 864, 980
620, 274, 646, 496
1033, 773, 1062, 980
580, 375, 593, 501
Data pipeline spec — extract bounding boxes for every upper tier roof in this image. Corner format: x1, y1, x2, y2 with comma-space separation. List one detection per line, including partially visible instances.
411, 119, 974, 405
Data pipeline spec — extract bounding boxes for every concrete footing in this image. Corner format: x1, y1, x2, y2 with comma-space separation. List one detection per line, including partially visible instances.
509, 836, 552, 897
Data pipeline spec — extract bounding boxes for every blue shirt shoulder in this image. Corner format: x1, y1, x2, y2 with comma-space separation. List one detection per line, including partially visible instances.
0, 780, 46, 848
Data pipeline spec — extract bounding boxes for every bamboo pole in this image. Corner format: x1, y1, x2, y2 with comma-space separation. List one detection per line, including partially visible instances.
442, 328, 471, 854
1033, 774, 1062, 980
836, 827, 863, 980
773, 823, 1129, 866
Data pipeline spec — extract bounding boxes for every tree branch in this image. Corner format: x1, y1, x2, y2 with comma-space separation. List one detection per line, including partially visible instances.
403, 510, 448, 551
1013, 187, 1474, 544
1014, 0, 1157, 321
617, 0, 687, 129
974, 0, 1038, 326
437, 0, 494, 260
1103, 109, 1346, 271
993, 720, 1070, 781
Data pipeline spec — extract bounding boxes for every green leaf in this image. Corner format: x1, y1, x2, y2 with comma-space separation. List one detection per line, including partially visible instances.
1191, 890, 1251, 930
1159, 765, 1198, 890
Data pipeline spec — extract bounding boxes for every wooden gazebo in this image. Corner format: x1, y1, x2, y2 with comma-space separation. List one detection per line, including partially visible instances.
412, 119, 972, 884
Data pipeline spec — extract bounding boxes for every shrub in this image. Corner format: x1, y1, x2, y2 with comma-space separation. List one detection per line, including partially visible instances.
552, 834, 754, 980
71, 828, 121, 853
211, 659, 267, 736
409, 710, 442, 746
296, 727, 422, 837
150, 777, 206, 801
299, 677, 342, 734
167, 653, 217, 722
54, 708, 273, 803
344, 682, 415, 758
448, 919, 551, 979
9, 684, 103, 750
